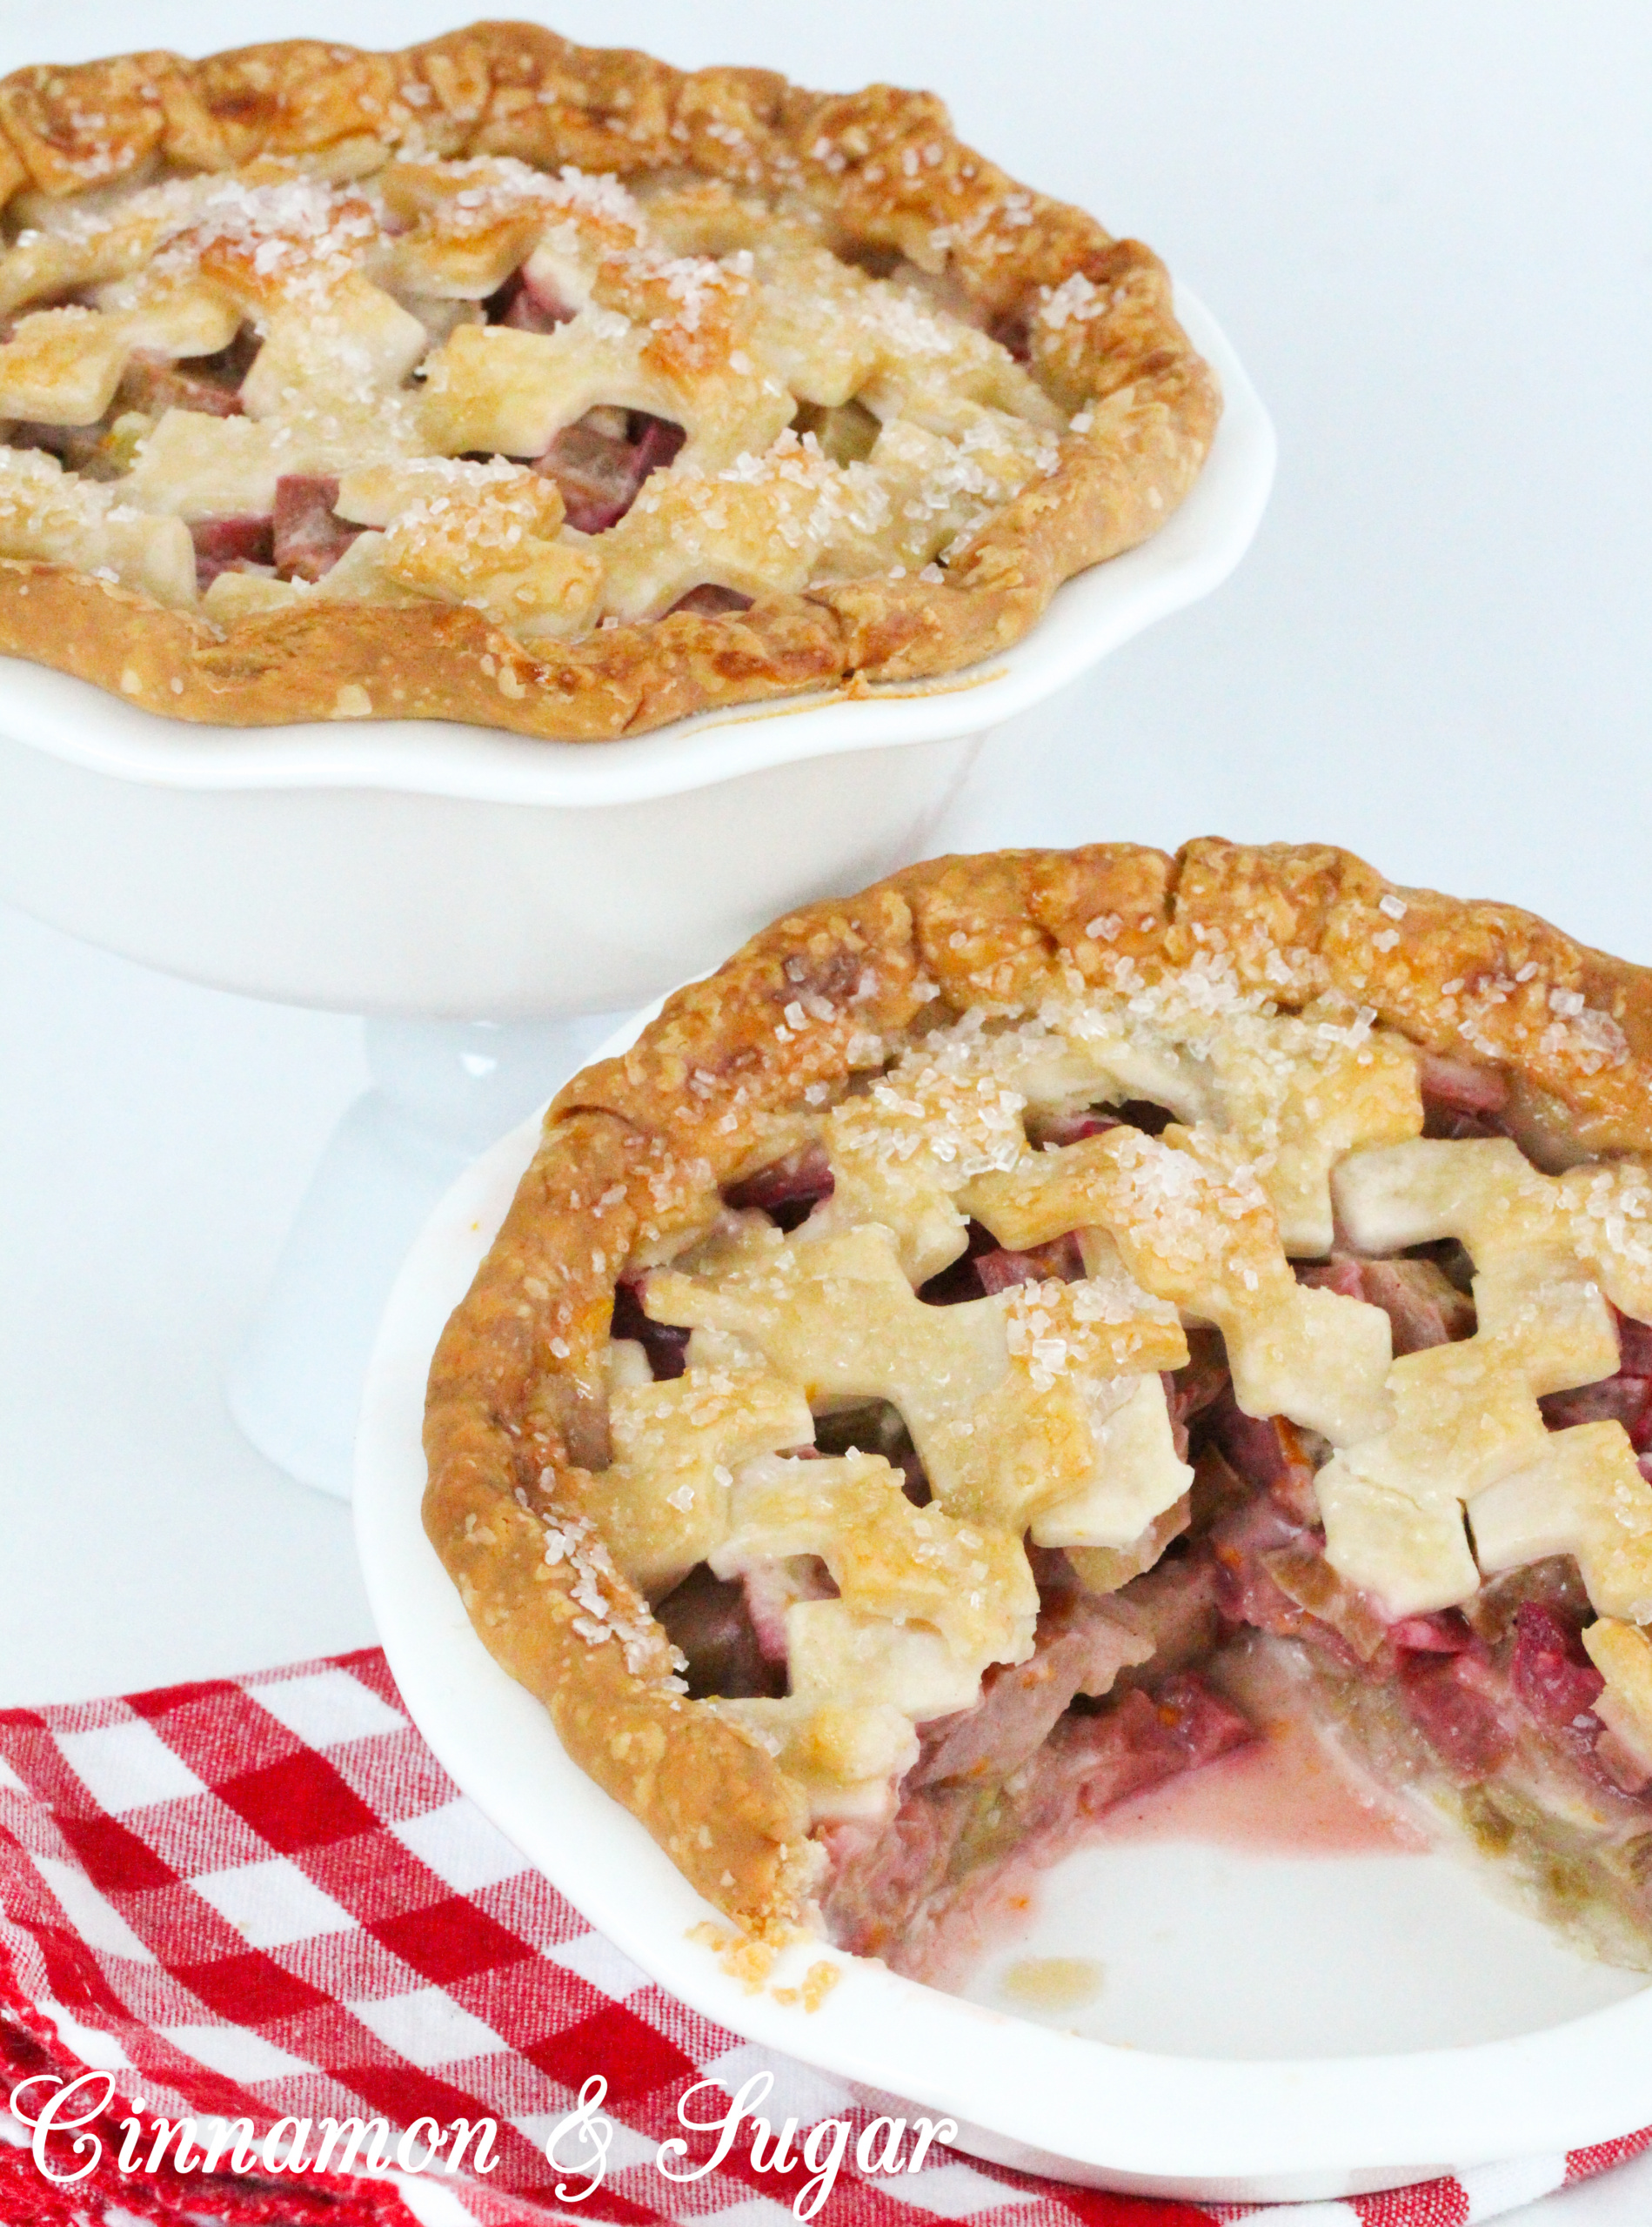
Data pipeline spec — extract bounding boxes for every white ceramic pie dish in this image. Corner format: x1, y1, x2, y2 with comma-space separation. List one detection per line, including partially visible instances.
0, 292, 1271, 1018
355, 1009, 1652, 2208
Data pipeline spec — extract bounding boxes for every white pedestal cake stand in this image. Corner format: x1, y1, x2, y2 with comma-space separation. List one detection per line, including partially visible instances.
0, 292, 1274, 1496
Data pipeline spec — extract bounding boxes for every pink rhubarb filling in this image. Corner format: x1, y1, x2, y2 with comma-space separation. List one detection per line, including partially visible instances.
646, 1053, 1652, 1977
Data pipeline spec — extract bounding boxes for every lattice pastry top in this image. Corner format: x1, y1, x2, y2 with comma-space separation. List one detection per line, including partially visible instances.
426, 839, 1652, 1937
0, 24, 1216, 739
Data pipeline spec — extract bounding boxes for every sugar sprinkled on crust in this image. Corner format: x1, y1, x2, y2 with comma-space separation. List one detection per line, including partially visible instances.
536, 1501, 686, 1685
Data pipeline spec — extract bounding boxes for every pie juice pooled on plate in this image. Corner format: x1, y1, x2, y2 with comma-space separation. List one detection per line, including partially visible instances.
425, 839, 1652, 1981
0, 23, 1215, 739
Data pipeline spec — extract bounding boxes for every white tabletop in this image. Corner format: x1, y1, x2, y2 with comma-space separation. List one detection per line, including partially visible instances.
4, 3, 1652, 2217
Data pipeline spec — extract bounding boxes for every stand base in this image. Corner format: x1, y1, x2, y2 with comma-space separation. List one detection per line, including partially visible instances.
226, 1012, 625, 1496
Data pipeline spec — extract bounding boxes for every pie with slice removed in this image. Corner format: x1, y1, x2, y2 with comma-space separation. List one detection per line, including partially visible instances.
425, 839, 1652, 1977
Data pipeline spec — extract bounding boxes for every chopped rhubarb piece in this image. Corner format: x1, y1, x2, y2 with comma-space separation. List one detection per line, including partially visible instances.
1115, 1098, 1178, 1135
1189, 1441, 1251, 1527
1201, 1485, 1376, 1670
1146, 1671, 1260, 1769
740, 1555, 835, 1662
1303, 1255, 1364, 1302
723, 1141, 833, 1227
917, 1219, 1004, 1307
10, 418, 129, 479
1359, 1255, 1475, 1350
667, 584, 755, 616
1595, 1729, 1652, 1796
819, 1796, 971, 1959
1044, 1674, 1255, 1833
913, 1593, 1153, 1789
535, 407, 686, 532
1114, 1542, 1227, 1671
488, 267, 577, 331
1617, 1308, 1652, 1377
612, 1279, 688, 1380
1261, 1544, 1388, 1662
272, 475, 363, 583
654, 1565, 781, 1700
1541, 1306, 1652, 1448
820, 1670, 1253, 1969
1033, 1107, 1121, 1147
894, 1444, 929, 1505
1463, 1556, 1592, 1646
117, 347, 246, 418
1298, 1254, 1474, 1354
1510, 1602, 1605, 1729
1209, 1494, 1321, 1635
974, 1231, 1087, 1294
1165, 1328, 1230, 1455
1400, 1652, 1515, 1780
1389, 1611, 1477, 1655
5, 420, 74, 459
987, 307, 1032, 362
1421, 1050, 1511, 1140
189, 514, 275, 590
916, 1227, 1088, 1304
1029, 1100, 1174, 1146
1542, 1374, 1652, 1448
1420, 1050, 1509, 1116
1207, 1389, 1320, 1524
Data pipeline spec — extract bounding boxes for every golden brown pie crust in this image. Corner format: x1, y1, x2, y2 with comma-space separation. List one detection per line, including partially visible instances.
0, 23, 1218, 740
423, 838, 1652, 1933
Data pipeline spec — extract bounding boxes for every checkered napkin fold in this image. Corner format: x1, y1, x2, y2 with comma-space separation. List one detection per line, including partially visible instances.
1, 1650, 1647, 2227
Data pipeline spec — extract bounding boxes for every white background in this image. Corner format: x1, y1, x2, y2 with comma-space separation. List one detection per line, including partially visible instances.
3, 4, 1652, 2216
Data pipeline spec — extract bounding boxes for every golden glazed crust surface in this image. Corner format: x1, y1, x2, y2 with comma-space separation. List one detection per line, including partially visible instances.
423, 839, 1652, 1932
0, 23, 1218, 740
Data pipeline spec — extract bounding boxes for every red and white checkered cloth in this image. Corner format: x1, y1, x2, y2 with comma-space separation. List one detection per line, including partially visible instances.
1, 1649, 1647, 2227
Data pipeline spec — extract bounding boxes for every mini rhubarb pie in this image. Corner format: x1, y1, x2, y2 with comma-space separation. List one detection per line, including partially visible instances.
0, 25, 1215, 739
426, 839, 1652, 1976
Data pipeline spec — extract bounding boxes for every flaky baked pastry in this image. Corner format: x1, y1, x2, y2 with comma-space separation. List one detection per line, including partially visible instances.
0, 24, 1216, 740
425, 840, 1652, 1975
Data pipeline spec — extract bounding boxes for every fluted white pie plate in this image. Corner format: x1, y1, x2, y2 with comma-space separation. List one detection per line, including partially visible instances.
355, 1008, 1652, 2206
